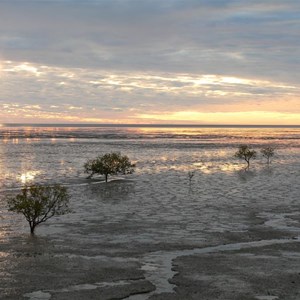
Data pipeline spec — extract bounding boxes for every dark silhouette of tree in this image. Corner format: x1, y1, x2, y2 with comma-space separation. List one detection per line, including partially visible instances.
188, 171, 195, 184
234, 145, 257, 168
7, 184, 70, 235
261, 146, 275, 164
84, 152, 135, 182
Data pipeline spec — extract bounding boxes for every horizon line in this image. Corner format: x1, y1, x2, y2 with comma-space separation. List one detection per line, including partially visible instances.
1, 123, 300, 128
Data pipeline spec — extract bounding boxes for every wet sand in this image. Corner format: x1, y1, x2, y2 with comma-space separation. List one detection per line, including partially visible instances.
1, 172, 300, 300
0, 127, 300, 299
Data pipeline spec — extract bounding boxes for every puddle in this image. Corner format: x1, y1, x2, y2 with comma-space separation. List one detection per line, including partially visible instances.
24, 280, 142, 299
255, 296, 279, 300
24, 291, 51, 300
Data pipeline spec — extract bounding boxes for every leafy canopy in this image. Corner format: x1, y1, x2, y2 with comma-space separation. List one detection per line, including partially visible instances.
84, 152, 135, 182
7, 184, 70, 234
261, 146, 275, 163
234, 144, 257, 167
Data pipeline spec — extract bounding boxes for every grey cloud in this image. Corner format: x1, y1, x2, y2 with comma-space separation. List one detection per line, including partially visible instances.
1, 1, 299, 78
0, 0, 299, 122
1, 61, 298, 118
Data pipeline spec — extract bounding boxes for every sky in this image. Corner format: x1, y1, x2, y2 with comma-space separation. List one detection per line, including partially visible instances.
0, 0, 299, 125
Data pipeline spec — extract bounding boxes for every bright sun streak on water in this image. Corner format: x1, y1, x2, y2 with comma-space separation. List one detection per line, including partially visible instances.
19, 171, 40, 184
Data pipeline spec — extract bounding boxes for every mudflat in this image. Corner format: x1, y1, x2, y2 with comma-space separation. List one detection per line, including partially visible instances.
1, 174, 299, 300
0, 127, 299, 299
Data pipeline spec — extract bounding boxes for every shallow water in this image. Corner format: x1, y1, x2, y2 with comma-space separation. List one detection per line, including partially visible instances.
0, 127, 299, 238
0, 126, 300, 299
1, 126, 299, 189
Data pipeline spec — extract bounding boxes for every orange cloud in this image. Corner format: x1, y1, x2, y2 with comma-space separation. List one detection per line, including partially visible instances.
136, 111, 300, 125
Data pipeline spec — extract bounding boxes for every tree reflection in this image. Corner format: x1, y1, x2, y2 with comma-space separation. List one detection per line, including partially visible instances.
236, 168, 256, 182
85, 180, 135, 202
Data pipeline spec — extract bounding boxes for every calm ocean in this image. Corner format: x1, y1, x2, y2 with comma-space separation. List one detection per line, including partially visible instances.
0, 125, 299, 287
0, 125, 299, 191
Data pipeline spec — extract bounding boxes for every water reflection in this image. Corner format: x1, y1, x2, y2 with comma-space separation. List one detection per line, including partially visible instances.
236, 169, 256, 182
0, 126, 300, 147
0, 252, 9, 258
261, 165, 274, 176
219, 163, 241, 173
194, 163, 214, 174
193, 161, 241, 174
0, 126, 298, 191
19, 171, 41, 184
85, 180, 135, 202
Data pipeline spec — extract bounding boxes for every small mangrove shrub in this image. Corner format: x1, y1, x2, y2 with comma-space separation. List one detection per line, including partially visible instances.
234, 145, 257, 168
261, 146, 275, 164
7, 184, 70, 235
84, 152, 135, 182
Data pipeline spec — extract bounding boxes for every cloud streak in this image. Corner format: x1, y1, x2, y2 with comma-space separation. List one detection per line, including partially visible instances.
0, 0, 299, 124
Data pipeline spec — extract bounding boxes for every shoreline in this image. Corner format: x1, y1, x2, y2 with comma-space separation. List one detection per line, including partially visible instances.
2, 123, 300, 128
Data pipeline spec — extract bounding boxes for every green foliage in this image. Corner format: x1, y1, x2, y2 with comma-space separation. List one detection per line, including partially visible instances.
7, 184, 70, 235
84, 152, 135, 182
261, 146, 275, 164
234, 145, 257, 168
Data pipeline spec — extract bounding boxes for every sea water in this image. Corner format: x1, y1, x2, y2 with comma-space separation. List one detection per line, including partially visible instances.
0, 125, 300, 299
0, 125, 299, 241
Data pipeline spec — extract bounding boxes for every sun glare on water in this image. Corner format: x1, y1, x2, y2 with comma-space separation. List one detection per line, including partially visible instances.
19, 171, 41, 184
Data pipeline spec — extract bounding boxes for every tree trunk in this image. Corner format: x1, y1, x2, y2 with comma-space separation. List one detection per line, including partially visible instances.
105, 174, 108, 182
30, 224, 35, 235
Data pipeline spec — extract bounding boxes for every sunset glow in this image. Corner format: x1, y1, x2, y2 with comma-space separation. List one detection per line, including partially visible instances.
0, 1, 299, 125
137, 111, 300, 125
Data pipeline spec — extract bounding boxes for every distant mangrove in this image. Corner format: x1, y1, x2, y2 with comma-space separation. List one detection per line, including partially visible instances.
261, 146, 275, 164
84, 152, 135, 182
234, 145, 257, 168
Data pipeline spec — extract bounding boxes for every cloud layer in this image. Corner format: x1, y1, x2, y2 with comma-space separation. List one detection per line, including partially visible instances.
0, 0, 299, 124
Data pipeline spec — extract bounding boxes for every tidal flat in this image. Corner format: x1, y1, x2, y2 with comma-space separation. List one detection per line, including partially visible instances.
0, 126, 299, 299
